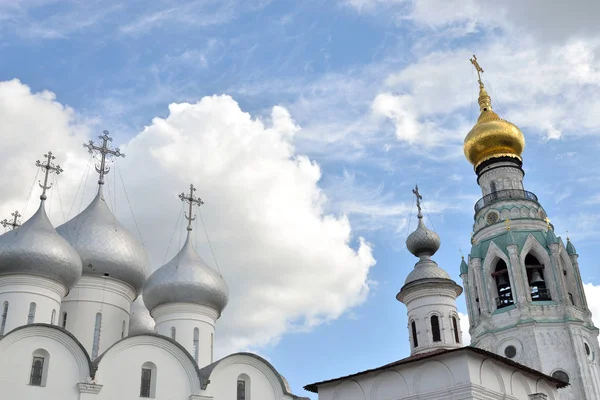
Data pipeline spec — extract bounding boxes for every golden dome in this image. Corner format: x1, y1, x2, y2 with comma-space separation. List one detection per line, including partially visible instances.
464, 86, 525, 168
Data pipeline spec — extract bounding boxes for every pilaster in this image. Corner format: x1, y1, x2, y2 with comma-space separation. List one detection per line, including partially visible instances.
471, 258, 490, 315
548, 243, 568, 305
506, 244, 528, 305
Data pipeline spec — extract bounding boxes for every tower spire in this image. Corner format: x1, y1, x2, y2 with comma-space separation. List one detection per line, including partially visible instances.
179, 184, 204, 232
84, 130, 125, 187
1, 210, 21, 230
35, 151, 63, 201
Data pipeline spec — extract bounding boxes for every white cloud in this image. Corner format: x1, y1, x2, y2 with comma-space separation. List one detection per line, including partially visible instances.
0, 80, 376, 357
583, 283, 600, 328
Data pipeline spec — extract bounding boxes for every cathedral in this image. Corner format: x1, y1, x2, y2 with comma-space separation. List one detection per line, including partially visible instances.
0, 58, 599, 400
304, 58, 600, 399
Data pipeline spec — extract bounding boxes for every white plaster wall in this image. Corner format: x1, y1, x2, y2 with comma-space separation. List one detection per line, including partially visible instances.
0, 275, 66, 333
61, 276, 136, 358
0, 326, 90, 400
152, 302, 217, 368
95, 335, 200, 400
478, 164, 524, 196
316, 351, 559, 400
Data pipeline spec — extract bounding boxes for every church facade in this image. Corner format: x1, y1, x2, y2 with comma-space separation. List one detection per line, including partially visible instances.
0, 135, 308, 400
305, 58, 600, 399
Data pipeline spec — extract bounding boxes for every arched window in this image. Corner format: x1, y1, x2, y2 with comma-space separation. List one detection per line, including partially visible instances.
121, 320, 126, 338
91, 313, 102, 359
29, 349, 50, 387
210, 333, 214, 363
452, 316, 460, 343
170, 327, 176, 340
27, 302, 36, 324
431, 315, 441, 342
193, 328, 199, 362
237, 373, 251, 400
492, 259, 513, 308
61, 312, 67, 329
51, 310, 56, 325
411, 321, 418, 347
490, 181, 497, 193
0, 301, 8, 336
140, 362, 157, 398
525, 254, 550, 301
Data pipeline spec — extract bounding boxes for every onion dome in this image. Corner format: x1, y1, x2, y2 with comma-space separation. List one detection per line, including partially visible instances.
57, 188, 149, 294
129, 296, 155, 335
460, 256, 468, 275
406, 214, 441, 257
0, 202, 82, 289
143, 233, 229, 314
464, 80, 525, 169
566, 237, 577, 256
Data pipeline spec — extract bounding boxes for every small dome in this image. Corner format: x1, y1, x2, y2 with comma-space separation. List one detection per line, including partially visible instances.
129, 296, 155, 335
404, 259, 451, 284
566, 238, 577, 255
464, 87, 525, 168
406, 216, 440, 257
57, 189, 149, 294
546, 229, 559, 245
143, 234, 229, 314
0, 202, 82, 289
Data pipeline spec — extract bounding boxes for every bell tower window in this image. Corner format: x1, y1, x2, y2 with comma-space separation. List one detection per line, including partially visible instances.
431, 315, 441, 342
452, 316, 460, 343
492, 259, 513, 308
525, 254, 550, 301
411, 321, 418, 347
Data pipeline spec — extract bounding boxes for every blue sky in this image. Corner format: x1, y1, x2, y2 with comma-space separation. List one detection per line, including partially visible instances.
2, 0, 600, 398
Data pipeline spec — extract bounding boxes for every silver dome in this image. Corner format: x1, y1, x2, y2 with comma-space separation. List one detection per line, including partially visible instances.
404, 259, 451, 284
57, 188, 149, 294
129, 296, 155, 335
0, 202, 82, 289
143, 233, 229, 314
406, 215, 440, 257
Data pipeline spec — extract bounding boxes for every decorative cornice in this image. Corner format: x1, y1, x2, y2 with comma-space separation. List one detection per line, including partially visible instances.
77, 382, 103, 394
151, 302, 219, 321
71, 276, 136, 302
0, 274, 67, 297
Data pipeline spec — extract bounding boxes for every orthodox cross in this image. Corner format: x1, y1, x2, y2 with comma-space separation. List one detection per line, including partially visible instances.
84, 130, 125, 186
544, 216, 551, 229
36, 151, 63, 200
179, 184, 204, 231
504, 218, 511, 231
566, 230, 569, 240
470, 54, 484, 86
412, 184, 423, 216
1, 210, 21, 230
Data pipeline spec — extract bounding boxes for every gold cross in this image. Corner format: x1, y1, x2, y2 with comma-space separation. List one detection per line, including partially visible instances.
470, 54, 484, 86
504, 218, 511, 231
544, 216, 551, 229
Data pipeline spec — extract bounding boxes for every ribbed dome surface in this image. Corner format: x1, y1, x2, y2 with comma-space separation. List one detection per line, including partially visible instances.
0, 202, 82, 289
129, 296, 155, 335
404, 259, 451, 284
143, 234, 229, 314
406, 217, 441, 257
57, 189, 149, 293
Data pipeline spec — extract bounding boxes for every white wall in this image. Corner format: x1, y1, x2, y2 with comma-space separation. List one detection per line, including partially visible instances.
314, 350, 560, 400
152, 302, 217, 368
60, 276, 136, 358
0, 275, 66, 334
0, 325, 90, 400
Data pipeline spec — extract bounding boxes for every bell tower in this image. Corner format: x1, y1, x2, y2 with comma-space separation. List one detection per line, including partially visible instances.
460, 55, 600, 399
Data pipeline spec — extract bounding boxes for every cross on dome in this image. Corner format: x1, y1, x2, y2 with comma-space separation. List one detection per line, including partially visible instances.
35, 151, 63, 200
1, 210, 21, 230
179, 184, 204, 231
470, 54, 484, 88
84, 130, 125, 186
412, 184, 423, 217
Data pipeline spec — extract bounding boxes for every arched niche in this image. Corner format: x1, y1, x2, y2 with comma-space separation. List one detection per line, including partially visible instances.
414, 360, 454, 394
482, 242, 513, 311
332, 380, 365, 400
479, 359, 505, 393
371, 370, 408, 400
521, 235, 556, 302
510, 371, 531, 398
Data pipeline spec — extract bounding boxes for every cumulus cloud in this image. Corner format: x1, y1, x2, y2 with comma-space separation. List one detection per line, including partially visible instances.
583, 283, 600, 328
0, 80, 376, 357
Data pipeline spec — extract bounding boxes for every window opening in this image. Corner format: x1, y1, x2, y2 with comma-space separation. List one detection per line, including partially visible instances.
140, 368, 152, 397
0, 301, 8, 335
452, 316, 460, 343
27, 302, 36, 324
29, 357, 44, 386
525, 254, 550, 301
431, 315, 441, 342
237, 379, 246, 400
171, 326, 176, 340
121, 320, 126, 338
492, 260, 513, 308
91, 313, 102, 359
193, 328, 199, 362
51, 309, 56, 325
411, 321, 418, 347
61, 312, 67, 329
